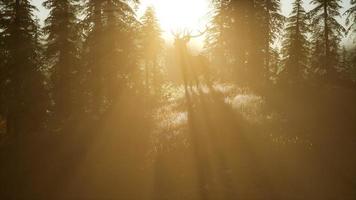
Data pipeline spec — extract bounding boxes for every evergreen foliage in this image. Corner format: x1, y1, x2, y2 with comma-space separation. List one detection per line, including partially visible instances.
43, 0, 81, 123
0, 0, 48, 138
140, 6, 163, 95
280, 0, 309, 85
344, 0, 356, 34
309, 0, 345, 81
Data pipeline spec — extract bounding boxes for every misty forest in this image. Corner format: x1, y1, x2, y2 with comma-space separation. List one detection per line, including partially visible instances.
1, 0, 356, 199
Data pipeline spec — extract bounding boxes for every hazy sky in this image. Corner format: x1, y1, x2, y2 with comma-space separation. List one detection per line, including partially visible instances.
32, 0, 353, 47
33, 0, 352, 19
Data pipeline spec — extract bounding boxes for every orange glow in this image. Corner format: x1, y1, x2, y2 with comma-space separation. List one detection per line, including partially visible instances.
139, 0, 211, 48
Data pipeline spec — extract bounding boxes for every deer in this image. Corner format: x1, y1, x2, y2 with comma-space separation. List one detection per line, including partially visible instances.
172, 28, 211, 95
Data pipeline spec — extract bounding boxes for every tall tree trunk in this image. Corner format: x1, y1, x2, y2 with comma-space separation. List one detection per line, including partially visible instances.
265, 0, 270, 79
92, 0, 103, 114
7, 0, 21, 139
324, 0, 330, 77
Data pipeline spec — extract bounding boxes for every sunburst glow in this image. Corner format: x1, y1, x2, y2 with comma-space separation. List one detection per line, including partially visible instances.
139, 0, 212, 47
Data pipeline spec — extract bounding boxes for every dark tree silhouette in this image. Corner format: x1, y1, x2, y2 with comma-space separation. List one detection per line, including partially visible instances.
258, 0, 284, 78
280, 0, 309, 85
82, 0, 139, 116
0, 0, 48, 139
0, 1, 7, 118
344, 0, 356, 34
82, 0, 105, 115
140, 6, 163, 96
204, 0, 233, 79
43, 0, 82, 125
206, 0, 283, 88
0, 0, 356, 199
309, 0, 345, 81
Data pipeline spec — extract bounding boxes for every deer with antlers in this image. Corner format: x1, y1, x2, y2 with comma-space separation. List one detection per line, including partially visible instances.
172, 28, 211, 94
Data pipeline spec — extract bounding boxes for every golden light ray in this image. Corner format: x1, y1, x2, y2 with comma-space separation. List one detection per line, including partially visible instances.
138, 0, 212, 49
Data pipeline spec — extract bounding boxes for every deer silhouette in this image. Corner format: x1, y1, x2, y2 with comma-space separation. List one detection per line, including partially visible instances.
172, 28, 210, 94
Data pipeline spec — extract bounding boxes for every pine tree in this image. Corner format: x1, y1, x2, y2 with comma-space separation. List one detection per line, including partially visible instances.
0, 1, 7, 119
339, 47, 356, 84
258, 0, 284, 79
82, 0, 139, 115
245, 0, 265, 86
140, 6, 163, 95
309, 0, 345, 81
280, 0, 309, 85
101, 0, 139, 101
344, 0, 356, 34
350, 47, 356, 83
82, 0, 104, 115
206, 0, 283, 88
1, 0, 48, 138
231, 0, 264, 85
205, 0, 260, 83
204, 0, 233, 78
43, 0, 81, 123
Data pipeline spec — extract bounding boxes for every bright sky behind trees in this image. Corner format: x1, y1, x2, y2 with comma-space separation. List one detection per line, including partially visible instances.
32, 0, 352, 48
32, 0, 351, 18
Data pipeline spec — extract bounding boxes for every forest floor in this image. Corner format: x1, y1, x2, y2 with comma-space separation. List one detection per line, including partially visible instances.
1, 83, 355, 200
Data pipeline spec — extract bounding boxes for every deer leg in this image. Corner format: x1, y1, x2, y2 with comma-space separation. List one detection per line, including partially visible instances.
180, 63, 190, 98
191, 66, 200, 93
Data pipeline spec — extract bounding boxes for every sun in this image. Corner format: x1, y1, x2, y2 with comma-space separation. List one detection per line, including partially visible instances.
138, 0, 212, 48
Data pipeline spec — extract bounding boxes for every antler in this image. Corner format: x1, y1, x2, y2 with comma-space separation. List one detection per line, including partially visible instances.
189, 26, 209, 38
171, 26, 209, 40
171, 30, 181, 38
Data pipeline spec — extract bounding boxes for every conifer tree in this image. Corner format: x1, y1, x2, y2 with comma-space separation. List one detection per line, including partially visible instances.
43, 0, 81, 123
309, 0, 345, 81
82, 0, 139, 115
205, 0, 258, 82
344, 0, 356, 34
258, 0, 284, 77
82, 0, 104, 115
140, 6, 163, 95
350, 47, 356, 82
206, 0, 283, 87
0, 0, 48, 137
101, 0, 139, 101
0, 1, 7, 118
280, 0, 309, 85
204, 0, 232, 78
